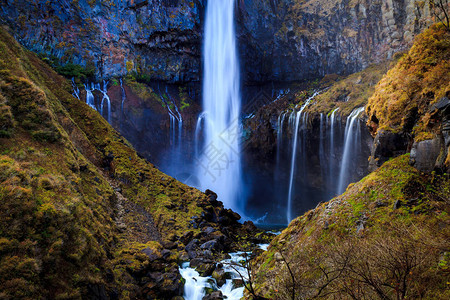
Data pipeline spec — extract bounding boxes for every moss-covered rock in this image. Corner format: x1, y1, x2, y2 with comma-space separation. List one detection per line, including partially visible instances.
366, 24, 450, 171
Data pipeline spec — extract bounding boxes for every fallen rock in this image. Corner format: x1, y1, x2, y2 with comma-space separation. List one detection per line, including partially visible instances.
410, 137, 442, 172
202, 291, 224, 300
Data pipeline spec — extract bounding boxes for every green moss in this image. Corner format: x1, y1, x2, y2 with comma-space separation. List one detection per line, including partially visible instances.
252, 154, 450, 298
306, 61, 393, 117
367, 24, 450, 138
0, 27, 210, 298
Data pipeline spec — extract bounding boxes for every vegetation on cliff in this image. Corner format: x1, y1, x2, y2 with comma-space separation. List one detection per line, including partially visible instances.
251, 155, 450, 299
0, 26, 268, 299
366, 23, 450, 141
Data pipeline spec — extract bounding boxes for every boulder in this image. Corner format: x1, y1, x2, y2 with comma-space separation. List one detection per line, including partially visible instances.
369, 130, 410, 171
141, 247, 161, 261
211, 267, 231, 287
185, 239, 199, 259
410, 137, 442, 173
202, 291, 224, 300
200, 240, 222, 251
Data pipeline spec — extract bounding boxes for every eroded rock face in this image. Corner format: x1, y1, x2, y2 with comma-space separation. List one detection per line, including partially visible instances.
237, 0, 430, 82
410, 98, 450, 173
368, 130, 410, 172
0, 0, 204, 81
0, 0, 430, 83
410, 138, 442, 173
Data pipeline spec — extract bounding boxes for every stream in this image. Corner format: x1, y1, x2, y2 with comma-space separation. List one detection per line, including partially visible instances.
180, 244, 270, 300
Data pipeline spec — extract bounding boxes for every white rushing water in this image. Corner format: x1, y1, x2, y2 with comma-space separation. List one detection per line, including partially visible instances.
328, 108, 339, 196
337, 107, 365, 194
71, 78, 80, 100
196, 0, 242, 212
180, 252, 247, 300
84, 82, 96, 110
98, 80, 111, 124
286, 92, 318, 224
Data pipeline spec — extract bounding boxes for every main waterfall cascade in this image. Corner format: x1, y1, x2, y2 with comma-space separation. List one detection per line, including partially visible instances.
195, 0, 242, 213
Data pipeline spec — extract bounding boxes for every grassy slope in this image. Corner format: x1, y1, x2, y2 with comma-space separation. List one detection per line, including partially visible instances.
306, 60, 395, 117
366, 24, 450, 142
0, 26, 210, 299
251, 155, 449, 299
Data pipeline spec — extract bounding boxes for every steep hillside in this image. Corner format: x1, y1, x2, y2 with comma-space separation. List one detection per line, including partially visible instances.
366, 23, 450, 172
251, 155, 449, 299
0, 27, 267, 299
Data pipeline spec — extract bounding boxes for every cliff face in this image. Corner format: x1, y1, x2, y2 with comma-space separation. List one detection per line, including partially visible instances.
238, 0, 430, 82
0, 0, 430, 83
0, 0, 204, 82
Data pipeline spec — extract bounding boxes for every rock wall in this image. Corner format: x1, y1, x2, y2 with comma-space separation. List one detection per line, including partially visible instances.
0, 0, 430, 83
0, 0, 204, 81
237, 0, 430, 82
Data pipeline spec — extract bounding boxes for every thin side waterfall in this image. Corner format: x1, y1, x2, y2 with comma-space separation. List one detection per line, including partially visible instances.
276, 112, 286, 174
170, 97, 183, 151
328, 108, 339, 195
194, 112, 207, 158
319, 113, 326, 180
159, 89, 182, 148
71, 78, 80, 100
286, 92, 317, 224
337, 107, 365, 194
84, 83, 96, 109
120, 78, 126, 115
99, 81, 111, 124
196, 0, 241, 212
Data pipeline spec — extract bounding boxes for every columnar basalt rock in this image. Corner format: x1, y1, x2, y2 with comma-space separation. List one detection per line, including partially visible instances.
0, 0, 204, 81
0, 0, 430, 83
237, 0, 430, 82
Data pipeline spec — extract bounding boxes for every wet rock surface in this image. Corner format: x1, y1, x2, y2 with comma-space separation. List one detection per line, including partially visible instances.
368, 130, 410, 172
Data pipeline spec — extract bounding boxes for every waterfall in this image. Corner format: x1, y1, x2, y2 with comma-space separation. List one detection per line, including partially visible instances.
170, 97, 183, 151
84, 82, 96, 110
71, 78, 80, 100
196, 0, 241, 212
120, 78, 126, 115
337, 107, 365, 194
319, 113, 326, 181
99, 80, 111, 124
195, 112, 208, 158
276, 112, 287, 174
328, 108, 339, 195
180, 265, 210, 300
286, 92, 317, 224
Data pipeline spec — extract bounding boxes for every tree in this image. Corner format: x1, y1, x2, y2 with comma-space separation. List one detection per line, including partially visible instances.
429, 0, 450, 30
